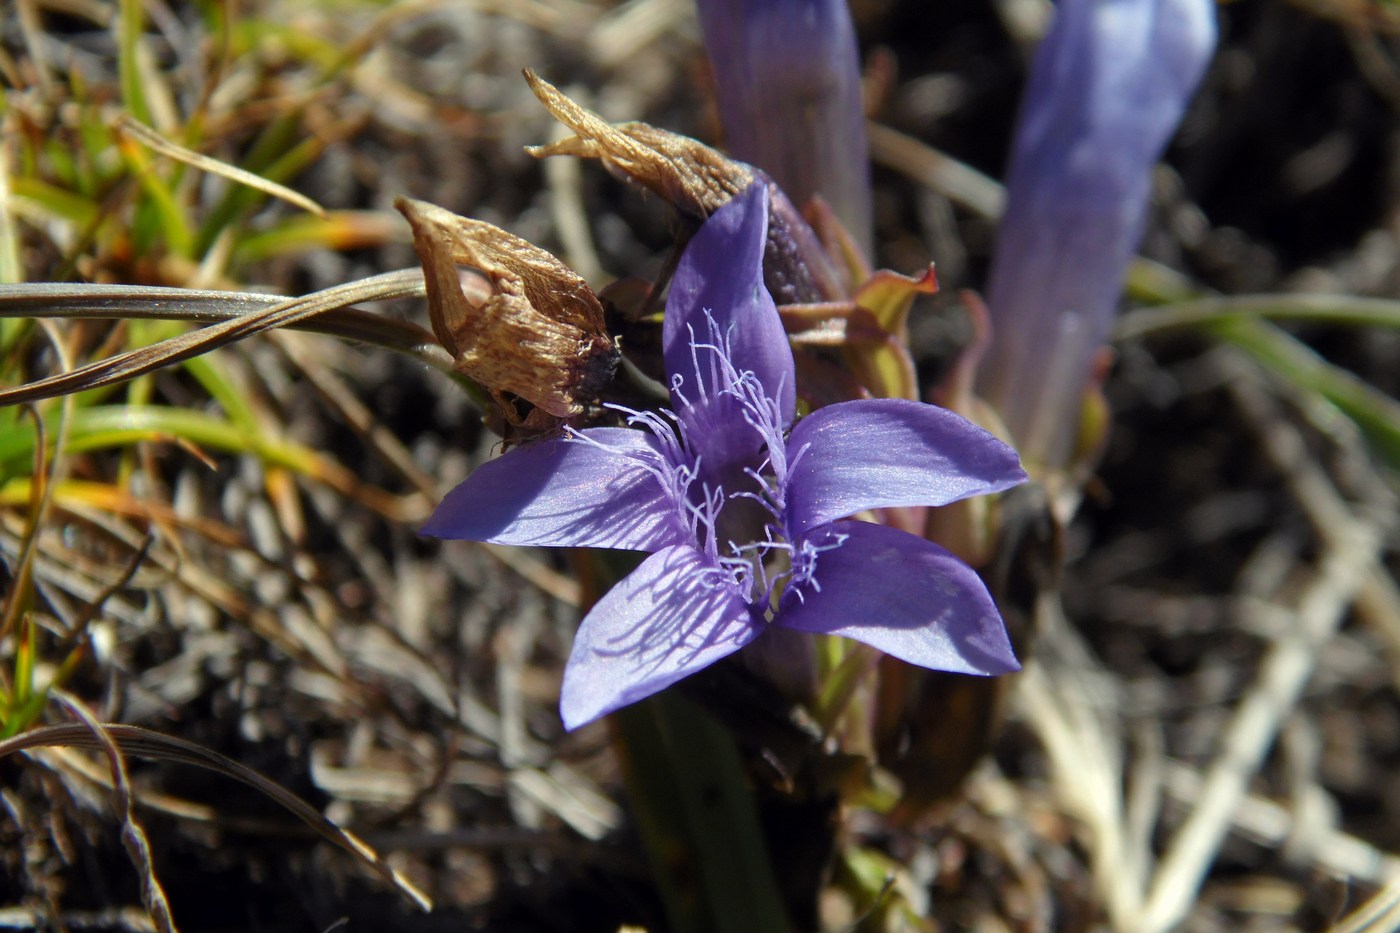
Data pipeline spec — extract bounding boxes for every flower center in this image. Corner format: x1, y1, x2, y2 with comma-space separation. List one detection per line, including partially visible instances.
666, 332, 820, 618
578, 319, 843, 620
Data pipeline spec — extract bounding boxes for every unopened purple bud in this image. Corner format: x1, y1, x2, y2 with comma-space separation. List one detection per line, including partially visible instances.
695, 0, 874, 256
976, 0, 1216, 470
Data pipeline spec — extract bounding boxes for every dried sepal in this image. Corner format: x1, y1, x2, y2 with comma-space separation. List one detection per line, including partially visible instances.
525, 72, 849, 309
395, 197, 618, 430
523, 69, 752, 220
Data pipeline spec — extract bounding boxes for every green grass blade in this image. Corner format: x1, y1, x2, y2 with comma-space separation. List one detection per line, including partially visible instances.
1211, 317, 1400, 470
614, 691, 791, 933
117, 135, 194, 260
1114, 294, 1400, 470
7, 177, 101, 229
116, 0, 153, 127
0, 404, 329, 481
1116, 293, 1400, 341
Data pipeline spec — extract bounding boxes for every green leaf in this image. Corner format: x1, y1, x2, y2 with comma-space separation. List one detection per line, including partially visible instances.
1211, 317, 1400, 471
614, 691, 791, 933
1114, 295, 1400, 471
117, 0, 153, 127
0, 404, 327, 481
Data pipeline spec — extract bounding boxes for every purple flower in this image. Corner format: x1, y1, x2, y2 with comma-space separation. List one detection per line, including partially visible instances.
425, 184, 1027, 729
975, 0, 1216, 469
694, 0, 873, 255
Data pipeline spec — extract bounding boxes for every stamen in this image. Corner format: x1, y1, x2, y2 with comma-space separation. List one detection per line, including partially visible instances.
572, 310, 850, 620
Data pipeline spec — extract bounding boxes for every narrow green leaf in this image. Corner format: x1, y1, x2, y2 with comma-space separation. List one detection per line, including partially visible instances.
1116, 293, 1400, 342
118, 135, 194, 260
7, 177, 100, 229
1211, 317, 1400, 470
614, 691, 791, 933
0, 405, 324, 480
116, 0, 152, 127
1115, 293, 1400, 471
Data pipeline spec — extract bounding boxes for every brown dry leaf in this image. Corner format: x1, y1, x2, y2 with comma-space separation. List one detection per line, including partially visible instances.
395, 197, 618, 431
523, 69, 752, 220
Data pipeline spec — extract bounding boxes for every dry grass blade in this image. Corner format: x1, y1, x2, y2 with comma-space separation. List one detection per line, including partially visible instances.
1, 321, 75, 716
542, 119, 605, 284
114, 114, 327, 218
1137, 357, 1397, 933
1016, 637, 1144, 927
62, 532, 152, 640
0, 406, 48, 650
0, 282, 447, 359
53, 694, 177, 933
0, 722, 433, 912
1161, 761, 1400, 886
272, 330, 441, 499
866, 121, 1006, 221
1331, 876, 1400, 933
0, 270, 436, 406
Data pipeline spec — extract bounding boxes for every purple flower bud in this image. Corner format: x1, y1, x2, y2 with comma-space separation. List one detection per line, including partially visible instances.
976, 0, 1216, 469
694, 0, 874, 255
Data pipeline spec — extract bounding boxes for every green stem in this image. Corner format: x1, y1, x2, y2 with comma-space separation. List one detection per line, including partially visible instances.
612, 691, 791, 933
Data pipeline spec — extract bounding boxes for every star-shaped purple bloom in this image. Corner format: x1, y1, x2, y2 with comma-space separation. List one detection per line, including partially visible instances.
425, 183, 1028, 730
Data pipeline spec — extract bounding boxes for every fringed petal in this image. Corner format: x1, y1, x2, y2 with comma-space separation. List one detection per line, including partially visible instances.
784, 398, 1026, 534
778, 521, 1019, 676
422, 428, 685, 551
664, 182, 796, 427
560, 545, 760, 729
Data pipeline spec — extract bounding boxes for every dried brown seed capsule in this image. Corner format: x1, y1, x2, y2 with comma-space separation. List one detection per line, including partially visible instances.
396, 197, 619, 435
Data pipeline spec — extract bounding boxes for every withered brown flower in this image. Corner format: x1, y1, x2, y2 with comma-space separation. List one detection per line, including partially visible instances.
396, 197, 618, 437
